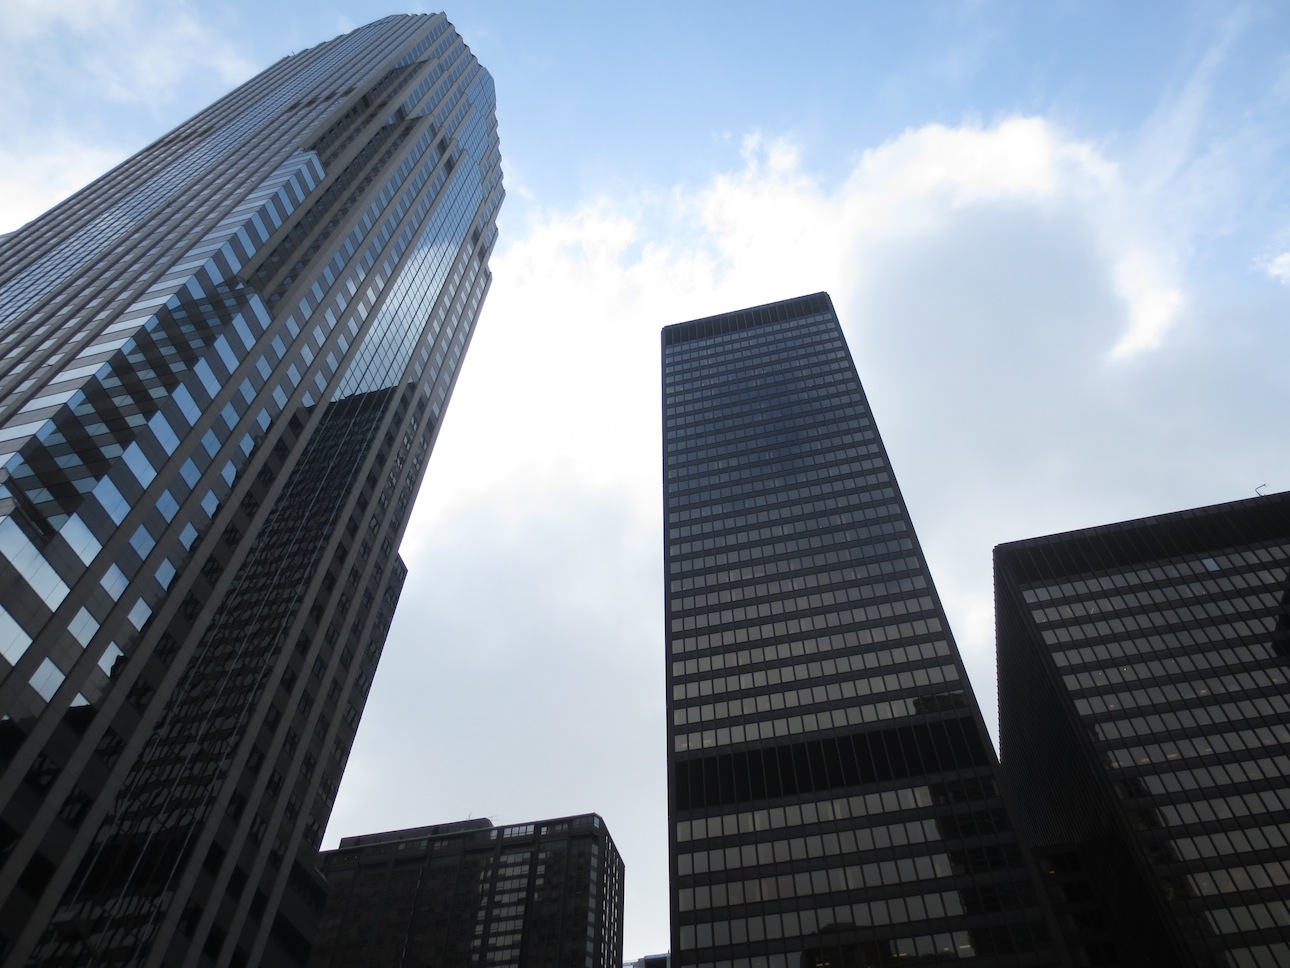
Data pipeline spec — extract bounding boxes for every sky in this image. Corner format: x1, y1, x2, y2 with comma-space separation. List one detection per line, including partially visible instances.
3, 0, 1290, 960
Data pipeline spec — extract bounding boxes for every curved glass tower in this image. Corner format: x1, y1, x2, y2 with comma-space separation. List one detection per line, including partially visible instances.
0, 14, 502, 966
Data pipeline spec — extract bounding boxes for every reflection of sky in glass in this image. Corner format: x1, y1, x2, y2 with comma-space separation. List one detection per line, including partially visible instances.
335, 92, 490, 401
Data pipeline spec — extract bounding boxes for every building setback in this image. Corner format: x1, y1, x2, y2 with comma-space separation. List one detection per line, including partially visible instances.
309, 815, 624, 968
0, 14, 501, 967
662, 294, 1063, 968
996, 492, 1290, 968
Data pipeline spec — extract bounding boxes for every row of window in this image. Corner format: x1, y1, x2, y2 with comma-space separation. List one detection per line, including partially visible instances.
1106, 722, 1290, 771
664, 359, 855, 408
667, 468, 890, 515
1227, 943, 1290, 968
673, 639, 952, 699
677, 893, 966, 950
1050, 625, 1276, 670
672, 631, 947, 684
665, 336, 847, 385
674, 663, 960, 727
665, 382, 863, 425
1040, 605, 1275, 651
674, 693, 947, 752
670, 431, 872, 480
667, 502, 902, 563
671, 548, 913, 600
669, 493, 897, 544
1134, 755, 1290, 804
678, 818, 940, 876
1031, 587, 1282, 627
1151, 784, 1290, 826
663, 314, 836, 365
672, 565, 921, 615
676, 785, 934, 843
1076, 666, 1286, 717
665, 389, 866, 443
1190, 858, 1290, 897
1019, 544, 1290, 603
663, 327, 841, 381
670, 491, 896, 546
665, 409, 867, 458
1093, 693, 1290, 743
669, 516, 909, 580
672, 613, 942, 663
1204, 899, 1290, 936
679, 853, 954, 912
669, 451, 884, 501
672, 588, 930, 637
670, 482, 892, 542
1062, 641, 1277, 692
1171, 821, 1290, 862
682, 931, 974, 968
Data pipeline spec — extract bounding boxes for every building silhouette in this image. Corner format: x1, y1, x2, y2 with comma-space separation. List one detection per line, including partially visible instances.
996, 492, 1290, 968
309, 815, 624, 968
0, 14, 501, 966
661, 294, 1063, 968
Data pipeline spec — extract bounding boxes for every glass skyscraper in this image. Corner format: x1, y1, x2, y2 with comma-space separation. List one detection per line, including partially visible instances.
996, 492, 1290, 968
662, 294, 1061, 968
0, 14, 501, 966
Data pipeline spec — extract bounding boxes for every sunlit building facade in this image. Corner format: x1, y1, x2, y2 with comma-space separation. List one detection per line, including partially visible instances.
0, 14, 501, 966
997, 492, 1290, 968
310, 815, 624, 968
662, 294, 1063, 967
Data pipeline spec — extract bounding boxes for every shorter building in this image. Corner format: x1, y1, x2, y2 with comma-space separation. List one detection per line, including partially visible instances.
996, 491, 1290, 968
309, 813, 625, 968
625, 955, 670, 968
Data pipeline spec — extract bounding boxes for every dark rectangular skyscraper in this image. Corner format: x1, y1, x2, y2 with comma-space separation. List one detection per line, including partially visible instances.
996, 492, 1290, 968
662, 294, 1061, 968
309, 814, 624, 968
0, 14, 501, 966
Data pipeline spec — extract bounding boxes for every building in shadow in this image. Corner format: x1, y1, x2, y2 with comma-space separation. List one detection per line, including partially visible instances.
996, 491, 1290, 968
310, 814, 624, 968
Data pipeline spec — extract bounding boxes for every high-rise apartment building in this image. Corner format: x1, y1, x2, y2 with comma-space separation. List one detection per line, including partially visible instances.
0, 14, 501, 966
996, 492, 1290, 968
309, 814, 624, 968
662, 294, 1063, 968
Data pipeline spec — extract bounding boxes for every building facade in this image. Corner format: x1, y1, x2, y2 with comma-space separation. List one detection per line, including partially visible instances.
662, 294, 1063, 968
996, 492, 1290, 968
0, 14, 501, 967
309, 814, 625, 968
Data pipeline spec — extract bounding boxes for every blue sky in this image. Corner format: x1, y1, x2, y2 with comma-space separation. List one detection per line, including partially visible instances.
3, 1, 1290, 959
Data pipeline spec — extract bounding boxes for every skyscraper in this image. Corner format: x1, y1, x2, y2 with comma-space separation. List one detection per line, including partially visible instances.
0, 14, 502, 966
996, 492, 1290, 968
661, 294, 1062, 968
309, 814, 625, 968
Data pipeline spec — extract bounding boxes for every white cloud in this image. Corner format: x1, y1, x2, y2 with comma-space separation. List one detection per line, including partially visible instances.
0, 0, 254, 108
1263, 250, 1290, 285
1110, 250, 1185, 359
